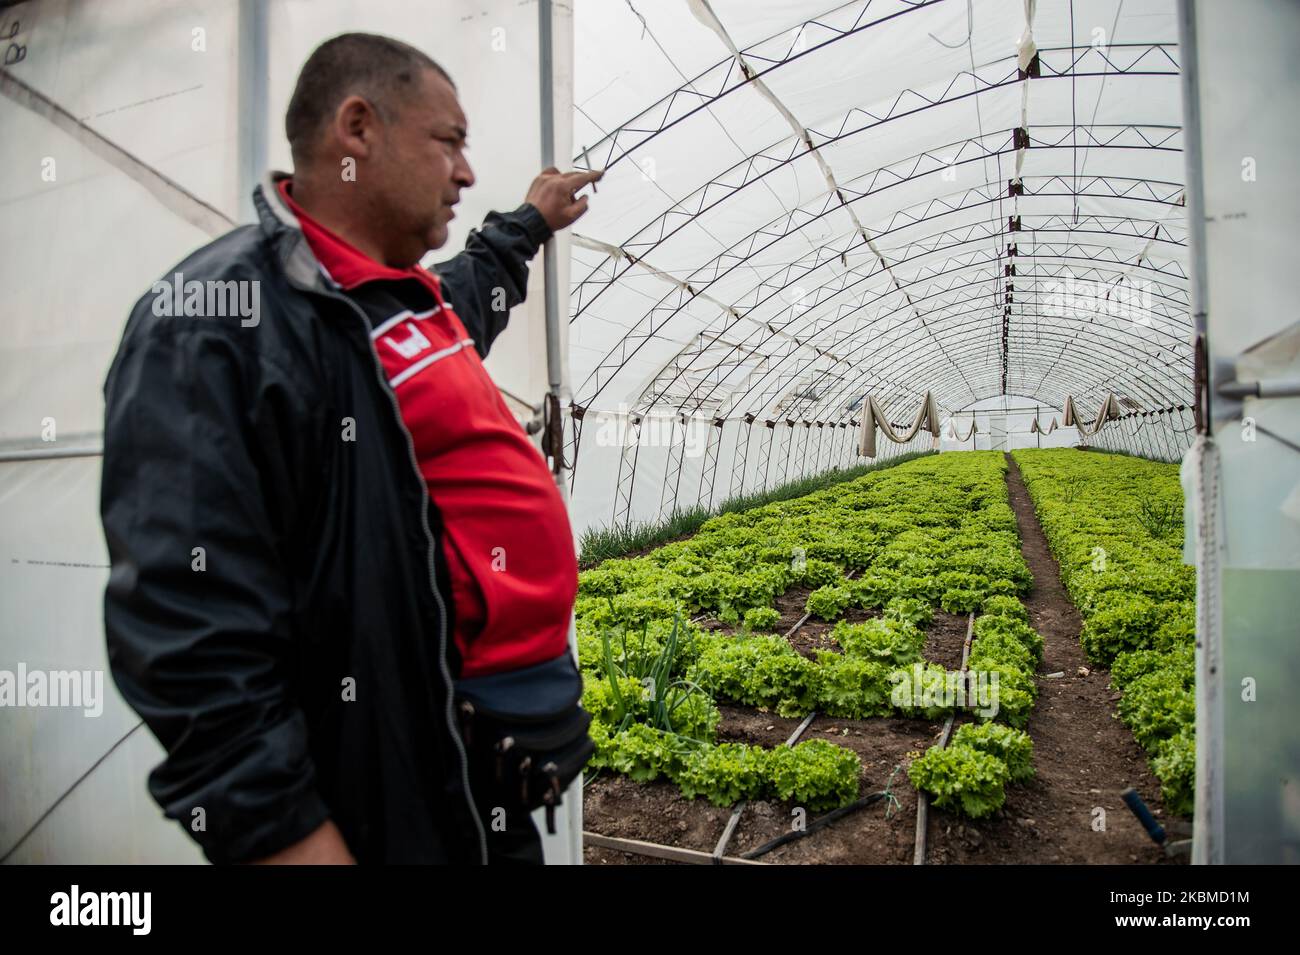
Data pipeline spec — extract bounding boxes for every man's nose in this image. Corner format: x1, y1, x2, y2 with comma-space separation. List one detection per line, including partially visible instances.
455, 156, 475, 190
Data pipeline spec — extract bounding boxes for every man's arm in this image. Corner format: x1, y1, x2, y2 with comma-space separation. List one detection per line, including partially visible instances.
101, 322, 346, 864
252, 819, 353, 864
433, 203, 551, 358
432, 167, 602, 358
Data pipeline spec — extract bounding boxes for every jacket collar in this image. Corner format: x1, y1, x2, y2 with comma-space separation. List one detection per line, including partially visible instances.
254, 170, 338, 295
253, 170, 444, 302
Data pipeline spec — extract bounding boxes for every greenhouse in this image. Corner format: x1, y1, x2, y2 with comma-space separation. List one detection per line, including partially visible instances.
0, 0, 1297, 876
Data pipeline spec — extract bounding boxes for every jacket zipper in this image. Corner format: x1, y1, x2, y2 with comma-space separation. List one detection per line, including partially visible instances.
322, 288, 489, 864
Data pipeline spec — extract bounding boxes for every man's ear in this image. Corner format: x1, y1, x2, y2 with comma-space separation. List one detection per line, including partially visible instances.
333, 95, 378, 159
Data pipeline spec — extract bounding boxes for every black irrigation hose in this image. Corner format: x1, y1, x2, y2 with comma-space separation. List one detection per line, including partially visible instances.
740, 792, 889, 860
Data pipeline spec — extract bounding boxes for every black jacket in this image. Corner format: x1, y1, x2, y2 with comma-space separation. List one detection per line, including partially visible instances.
100, 172, 553, 864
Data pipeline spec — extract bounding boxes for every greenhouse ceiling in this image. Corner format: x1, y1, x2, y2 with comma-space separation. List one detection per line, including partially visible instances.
569, 0, 1190, 429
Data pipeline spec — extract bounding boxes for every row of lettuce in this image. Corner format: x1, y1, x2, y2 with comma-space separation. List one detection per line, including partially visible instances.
904, 604, 1041, 817
1012, 449, 1195, 815
576, 452, 1042, 811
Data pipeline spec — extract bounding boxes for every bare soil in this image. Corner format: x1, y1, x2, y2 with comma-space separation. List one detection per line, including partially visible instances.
923, 611, 970, 670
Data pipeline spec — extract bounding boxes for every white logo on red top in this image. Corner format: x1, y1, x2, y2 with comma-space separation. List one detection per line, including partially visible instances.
383, 321, 432, 359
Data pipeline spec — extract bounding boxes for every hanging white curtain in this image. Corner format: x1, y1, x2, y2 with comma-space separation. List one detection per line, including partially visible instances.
858, 391, 941, 458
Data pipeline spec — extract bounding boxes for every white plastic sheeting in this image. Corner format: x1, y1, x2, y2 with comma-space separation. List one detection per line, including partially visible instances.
1, 0, 574, 863
567, 0, 1192, 535
1177, 0, 1300, 864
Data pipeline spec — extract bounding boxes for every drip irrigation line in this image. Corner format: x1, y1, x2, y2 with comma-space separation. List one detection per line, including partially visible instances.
710, 710, 818, 863
712, 570, 857, 861
740, 792, 889, 859
913, 611, 975, 865
782, 612, 811, 639
781, 567, 859, 640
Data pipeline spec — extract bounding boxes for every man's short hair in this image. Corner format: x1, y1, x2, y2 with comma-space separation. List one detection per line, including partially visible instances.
285, 33, 452, 162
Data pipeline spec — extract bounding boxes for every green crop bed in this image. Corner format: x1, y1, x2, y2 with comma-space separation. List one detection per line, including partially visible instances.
1012, 449, 1195, 815
577, 452, 1042, 811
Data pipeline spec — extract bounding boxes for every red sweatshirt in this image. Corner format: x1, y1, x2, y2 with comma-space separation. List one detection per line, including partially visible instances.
280, 181, 577, 678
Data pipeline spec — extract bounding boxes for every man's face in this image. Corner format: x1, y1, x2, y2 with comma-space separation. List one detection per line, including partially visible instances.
370, 68, 475, 262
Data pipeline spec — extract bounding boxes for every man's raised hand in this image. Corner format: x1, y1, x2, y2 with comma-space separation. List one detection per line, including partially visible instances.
525, 167, 604, 233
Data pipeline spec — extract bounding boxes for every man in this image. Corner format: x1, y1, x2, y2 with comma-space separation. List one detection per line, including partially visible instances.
101, 33, 601, 864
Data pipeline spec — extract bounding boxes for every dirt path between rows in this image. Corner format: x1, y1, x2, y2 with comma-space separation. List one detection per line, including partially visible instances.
925, 453, 1175, 864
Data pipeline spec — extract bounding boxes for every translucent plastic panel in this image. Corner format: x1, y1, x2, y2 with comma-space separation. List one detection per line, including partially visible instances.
1016, 136, 1187, 199
0, 456, 203, 862
0, 3, 239, 446
752, 0, 1020, 134
5, 0, 245, 213
1030, 0, 1177, 56
568, 0, 1190, 434
573, 0, 733, 142
815, 91, 1023, 193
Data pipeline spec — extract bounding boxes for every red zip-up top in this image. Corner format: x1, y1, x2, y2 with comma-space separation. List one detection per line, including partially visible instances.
280, 181, 577, 678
